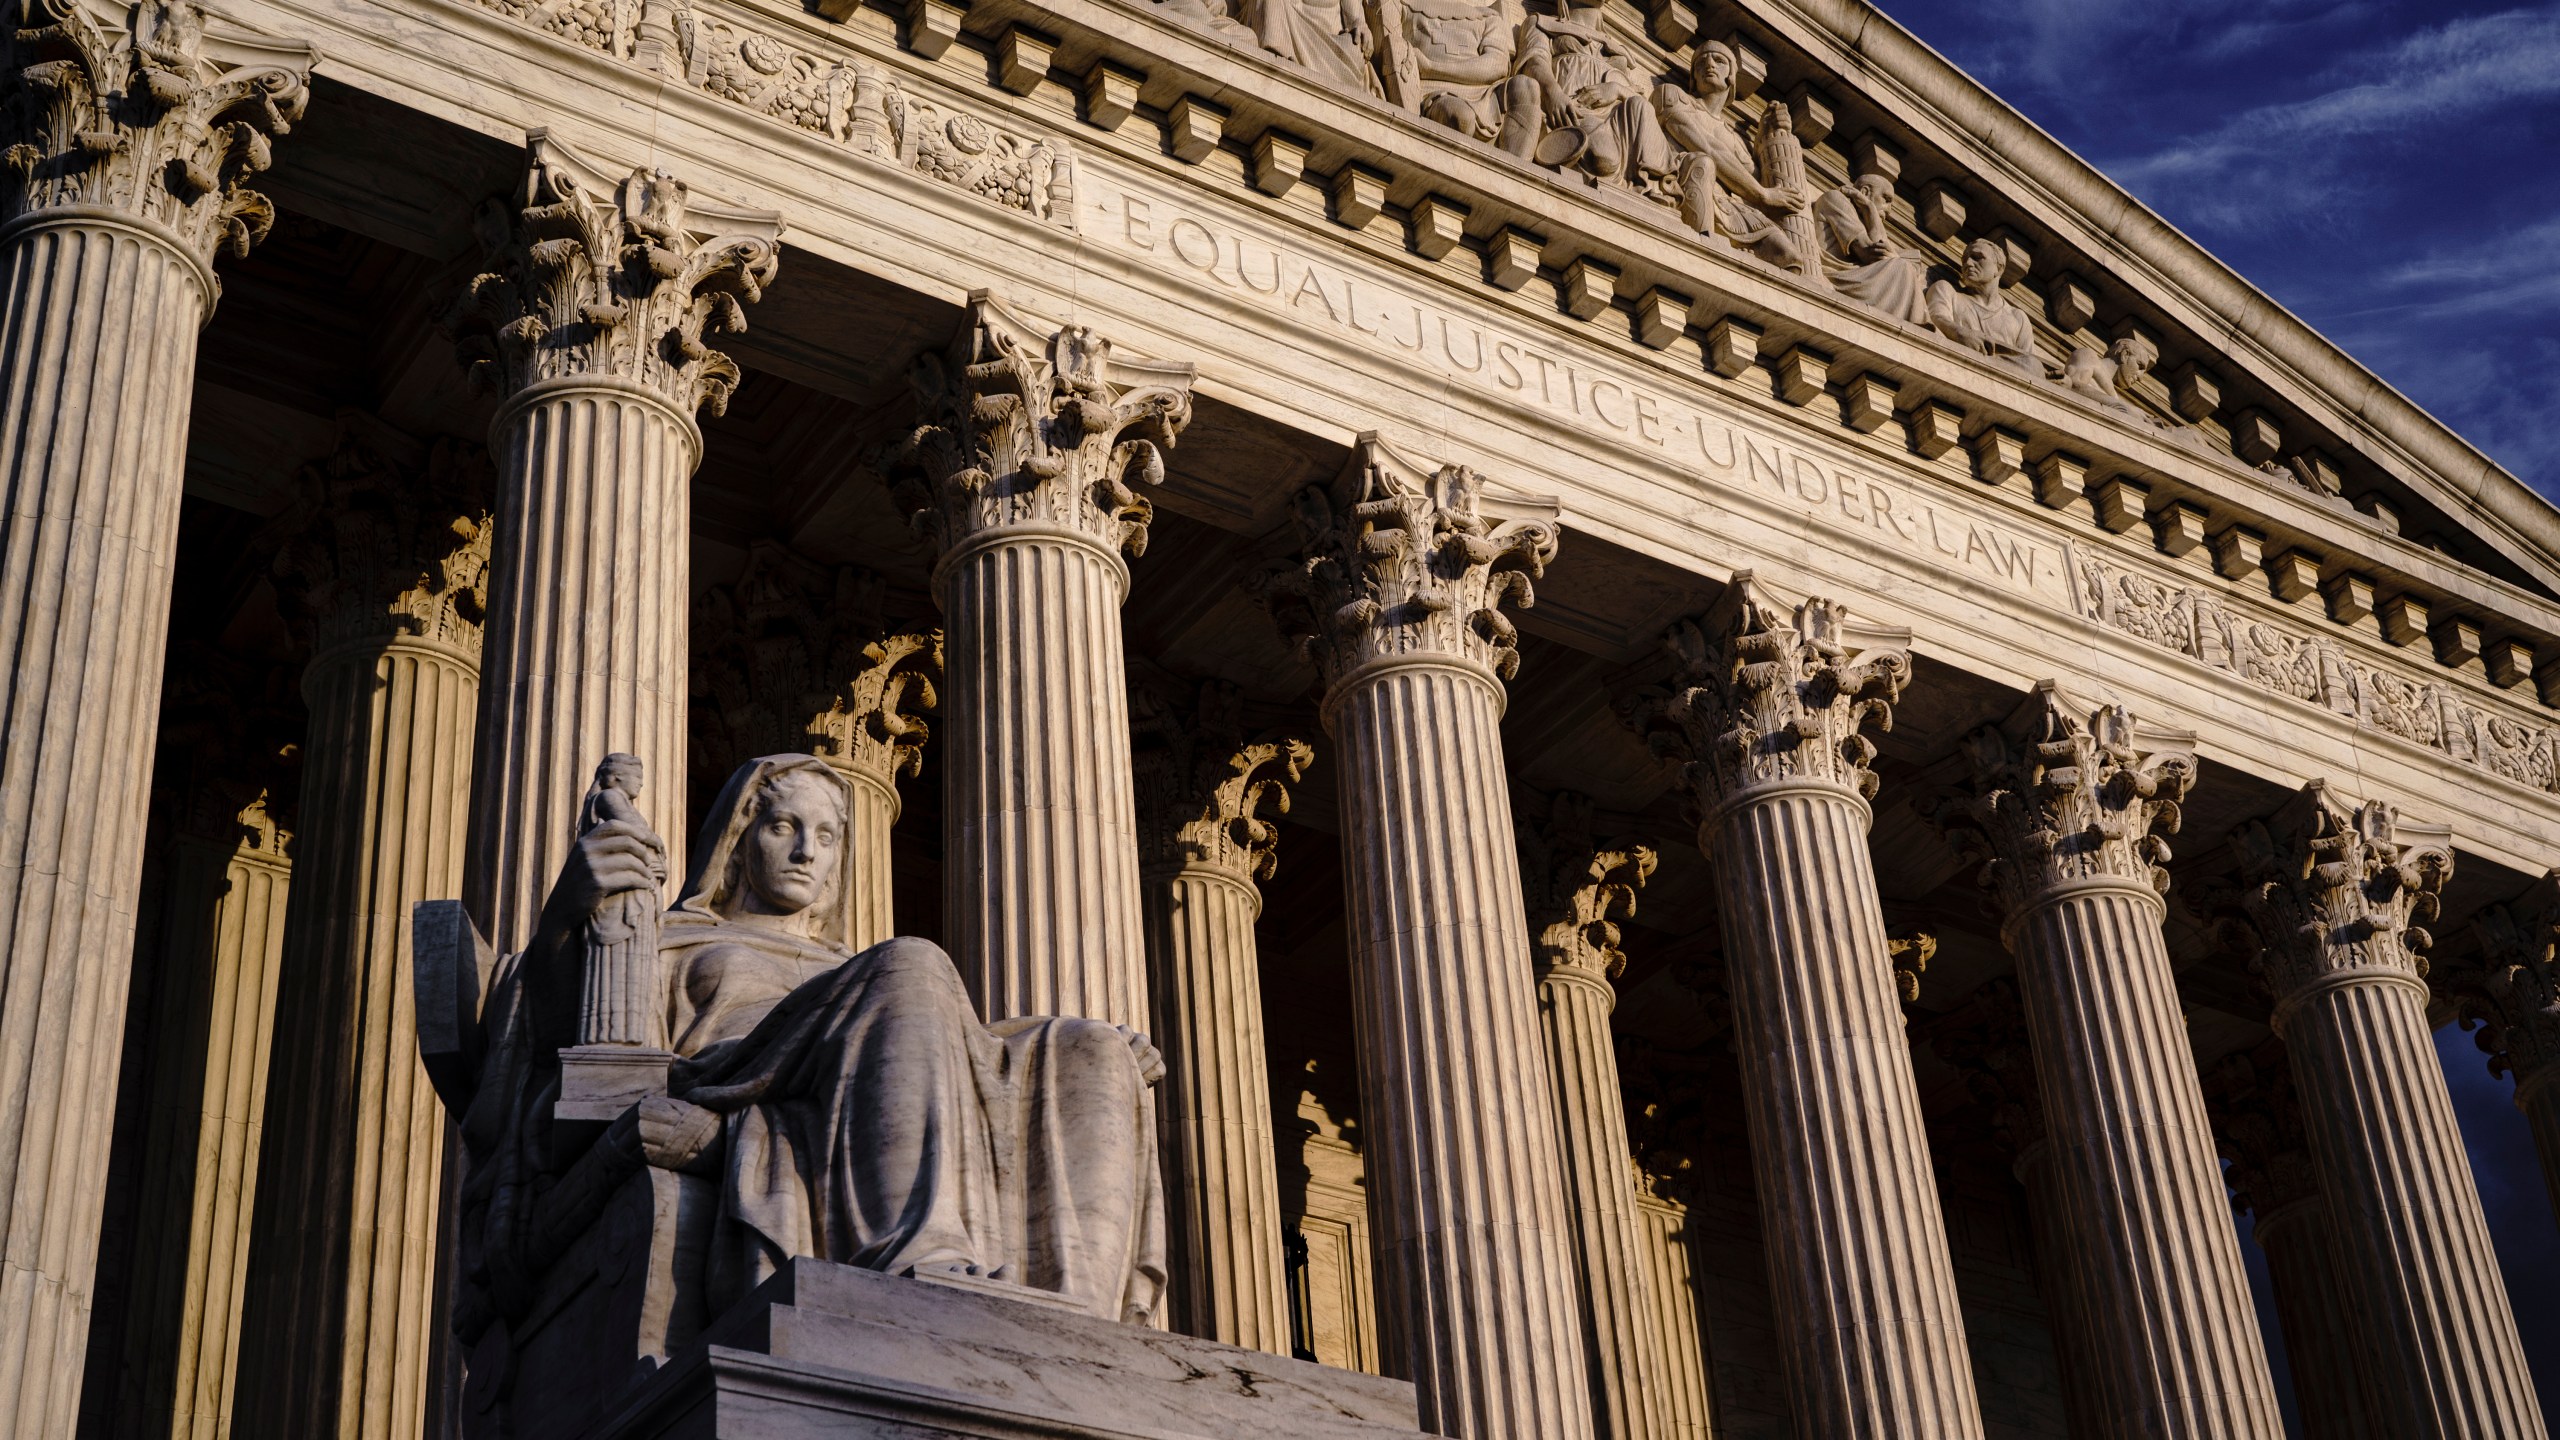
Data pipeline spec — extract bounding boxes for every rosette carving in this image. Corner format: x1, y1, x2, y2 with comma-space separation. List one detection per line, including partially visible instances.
890, 293, 1195, 565
2454, 873, 2560, 1088
450, 130, 781, 418
1516, 790, 1654, 983
1257, 436, 1558, 690
1130, 673, 1312, 883
1624, 574, 1911, 817
2217, 782, 2453, 1009
271, 421, 493, 657
1933, 685, 2198, 923
0, 0, 310, 266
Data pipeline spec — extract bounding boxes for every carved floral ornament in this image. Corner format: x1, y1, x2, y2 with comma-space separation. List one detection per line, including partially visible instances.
1516, 790, 1655, 984
1129, 673, 1313, 881
1930, 684, 2198, 926
270, 421, 495, 657
1256, 436, 1558, 695
450, 131, 782, 419
2454, 873, 2560, 1090
1624, 574, 1911, 822
0, 0, 310, 269
2212, 781, 2454, 1021
889, 294, 1196, 569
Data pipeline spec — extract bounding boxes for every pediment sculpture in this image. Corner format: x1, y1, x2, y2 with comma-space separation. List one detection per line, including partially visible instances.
421, 753, 1167, 1433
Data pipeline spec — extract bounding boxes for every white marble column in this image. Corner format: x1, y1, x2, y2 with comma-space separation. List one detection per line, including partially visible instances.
2208, 1046, 2380, 1440
2223, 784, 2546, 1438
690, 543, 941, 953
109, 794, 292, 1440
888, 294, 1193, 1027
1926, 978, 2108, 1440
1518, 792, 1665, 1440
1939, 688, 2283, 1438
2460, 873, 2560, 1233
449, 132, 781, 961
1260, 438, 1593, 1440
1129, 675, 1309, 1354
0, 12, 308, 1431
1625, 577, 1986, 1440
228, 430, 489, 1440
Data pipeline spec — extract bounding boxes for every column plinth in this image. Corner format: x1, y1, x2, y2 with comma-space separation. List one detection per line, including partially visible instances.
1626, 577, 1985, 1440
1520, 793, 1665, 1440
448, 132, 781, 958
1130, 677, 1308, 1354
233, 427, 489, 1440
1936, 688, 2282, 1438
889, 294, 1194, 1027
1260, 438, 1591, 1440
2221, 784, 2545, 1438
0, 7, 308, 1427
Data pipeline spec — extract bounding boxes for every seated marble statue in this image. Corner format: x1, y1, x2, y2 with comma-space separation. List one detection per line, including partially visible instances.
2052, 330, 2157, 415
1152, 0, 1262, 49
1926, 237, 2040, 379
1239, 0, 1382, 95
1515, 0, 1670, 185
454, 754, 1168, 1344
1651, 42, 1810, 269
1812, 173, 1929, 324
1389, 0, 1540, 159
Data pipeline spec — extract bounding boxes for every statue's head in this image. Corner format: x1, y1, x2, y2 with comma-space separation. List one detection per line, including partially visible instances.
676, 755, 857, 943
2109, 331, 2159, 382
1853, 173, 1894, 209
1691, 41, 1736, 98
1960, 239, 2005, 293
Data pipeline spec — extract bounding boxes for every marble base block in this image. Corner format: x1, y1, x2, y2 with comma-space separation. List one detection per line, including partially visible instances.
592, 1258, 1426, 1439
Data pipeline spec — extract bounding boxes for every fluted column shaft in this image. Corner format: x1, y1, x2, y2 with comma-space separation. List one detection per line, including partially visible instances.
1332, 662, 1593, 1440
1143, 864, 1289, 1351
0, 215, 207, 1440
464, 385, 694, 952
2008, 883, 2282, 1437
938, 534, 1144, 1024
2011, 1141, 2108, 1439
1538, 963, 1665, 1440
2280, 974, 2541, 1436
1709, 786, 1985, 1439
836, 762, 900, 953
2251, 1197, 2378, 1440
111, 811, 291, 1440
235, 635, 477, 1440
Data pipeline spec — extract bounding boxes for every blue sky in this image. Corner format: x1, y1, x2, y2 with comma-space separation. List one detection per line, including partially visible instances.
1874, 0, 2560, 1419
1874, 0, 2560, 499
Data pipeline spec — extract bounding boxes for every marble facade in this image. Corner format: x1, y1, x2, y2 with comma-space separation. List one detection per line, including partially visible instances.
4, 0, 2558, 1435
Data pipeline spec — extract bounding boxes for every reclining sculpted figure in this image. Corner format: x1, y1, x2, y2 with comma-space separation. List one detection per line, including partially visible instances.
438, 752, 1168, 1403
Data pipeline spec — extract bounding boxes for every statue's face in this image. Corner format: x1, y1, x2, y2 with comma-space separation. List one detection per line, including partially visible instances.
741, 772, 844, 916
1697, 45, 1733, 91
1961, 240, 2004, 291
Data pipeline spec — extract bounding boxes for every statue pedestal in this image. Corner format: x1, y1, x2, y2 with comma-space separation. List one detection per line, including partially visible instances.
589, 1256, 1427, 1439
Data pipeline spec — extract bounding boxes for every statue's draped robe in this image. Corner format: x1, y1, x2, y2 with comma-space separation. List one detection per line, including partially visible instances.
666, 923, 1167, 1321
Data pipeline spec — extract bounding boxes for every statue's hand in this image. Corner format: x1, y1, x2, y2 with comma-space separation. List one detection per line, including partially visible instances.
1116, 1025, 1166, 1085
554, 818, 666, 920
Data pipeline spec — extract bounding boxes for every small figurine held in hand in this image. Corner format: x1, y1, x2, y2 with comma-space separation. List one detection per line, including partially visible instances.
577, 753, 668, 1048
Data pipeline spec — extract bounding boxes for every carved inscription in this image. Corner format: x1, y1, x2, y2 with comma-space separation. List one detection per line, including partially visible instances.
1084, 174, 2063, 604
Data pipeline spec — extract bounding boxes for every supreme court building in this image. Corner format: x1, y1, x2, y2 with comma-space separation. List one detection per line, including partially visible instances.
6, 0, 2559, 1434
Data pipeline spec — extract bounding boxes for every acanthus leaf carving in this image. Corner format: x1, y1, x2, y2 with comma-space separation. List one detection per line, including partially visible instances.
1931, 685, 2197, 925
449, 131, 781, 418
1516, 790, 1655, 984
889, 294, 1195, 567
0, 0, 311, 267
1129, 672, 1312, 884
2452, 873, 2560, 1089
1622, 573, 1910, 821
270, 419, 494, 658
2214, 782, 2453, 1016
1255, 436, 1558, 691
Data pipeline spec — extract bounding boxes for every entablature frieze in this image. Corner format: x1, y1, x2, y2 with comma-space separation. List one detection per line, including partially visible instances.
237, 0, 2560, 865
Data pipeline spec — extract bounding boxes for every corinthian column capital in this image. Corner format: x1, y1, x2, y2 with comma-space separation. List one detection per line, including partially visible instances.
1924, 977, 2047, 1159
2458, 874, 2560, 1089
1130, 674, 1311, 885
1258, 436, 1558, 698
1936, 685, 2197, 926
451, 130, 781, 420
809, 630, 942, 784
1516, 791, 1655, 986
891, 293, 1196, 574
2203, 1045, 2318, 1219
1628, 575, 1911, 822
271, 424, 493, 659
2221, 782, 2453, 1016
0, 0, 311, 273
